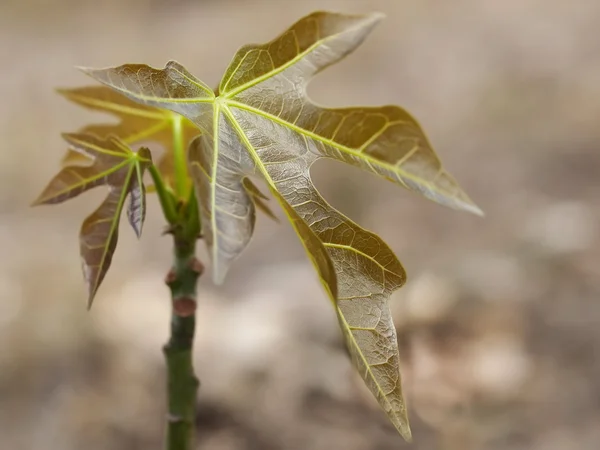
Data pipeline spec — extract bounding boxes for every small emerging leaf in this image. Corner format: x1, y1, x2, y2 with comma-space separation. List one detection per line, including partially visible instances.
243, 178, 278, 222
57, 85, 197, 192
79, 10, 483, 440
33, 133, 152, 306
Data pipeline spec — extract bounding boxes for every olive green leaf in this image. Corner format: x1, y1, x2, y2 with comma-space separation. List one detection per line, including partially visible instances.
33, 133, 152, 307
78, 10, 483, 440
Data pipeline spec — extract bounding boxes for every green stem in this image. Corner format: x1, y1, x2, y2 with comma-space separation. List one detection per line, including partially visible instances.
164, 229, 202, 450
161, 112, 202, 450
171, 115, 187, 199
149, 165, 178, 224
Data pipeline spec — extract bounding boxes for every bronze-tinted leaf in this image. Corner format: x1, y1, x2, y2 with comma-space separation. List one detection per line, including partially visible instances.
78, 61, 215, 125
80, 10, 483, 440
33, 133, 152, 306
57, 85, 197, 192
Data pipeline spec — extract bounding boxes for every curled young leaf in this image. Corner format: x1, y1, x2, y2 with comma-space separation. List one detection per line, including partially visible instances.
79, 10, 483, 440
33, 133, 152, 306
242, 178, 278, 222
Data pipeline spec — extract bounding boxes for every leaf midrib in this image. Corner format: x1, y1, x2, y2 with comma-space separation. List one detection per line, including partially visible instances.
62, 93, 165, 120
121, 119, 170, 144
65, 136, 128, 158
220, 17, 376, 99
325, 243, 398, 277
92, 83, 215, 105
223, 100, 465, 206
40, 159, 131, 203
210, 102, 221, 281
221, 105, 334, 286
220, 38, 322, 97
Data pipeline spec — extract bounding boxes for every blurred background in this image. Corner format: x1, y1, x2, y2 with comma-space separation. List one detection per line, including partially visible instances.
1, 0, 600, 449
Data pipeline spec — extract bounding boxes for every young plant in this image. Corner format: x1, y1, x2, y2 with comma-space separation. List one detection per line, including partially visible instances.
33, 10, 481, 449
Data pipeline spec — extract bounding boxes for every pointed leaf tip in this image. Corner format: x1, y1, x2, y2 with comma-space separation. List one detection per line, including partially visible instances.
87, 293, 96, 310
54, 87, 69, 96
212, 271, 226, 286
458, 196, 485, 217
470, 203, 485, 217
76, 65, 93, 74
30, 196, 44, 208
367, 11, 386, 22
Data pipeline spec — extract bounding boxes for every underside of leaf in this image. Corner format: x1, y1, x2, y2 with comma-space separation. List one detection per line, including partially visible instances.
78, 9, 483, 440
269, 175, 410, 439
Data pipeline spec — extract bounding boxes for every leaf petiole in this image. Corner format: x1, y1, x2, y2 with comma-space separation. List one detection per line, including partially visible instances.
171, 115, 188, 199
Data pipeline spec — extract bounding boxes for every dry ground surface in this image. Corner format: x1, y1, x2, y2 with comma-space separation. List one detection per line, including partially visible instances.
1, 0, 599, 449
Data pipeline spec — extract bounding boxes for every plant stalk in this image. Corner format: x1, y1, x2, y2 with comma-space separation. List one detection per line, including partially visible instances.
171, 115, 188, 200
164, 222, 202, 450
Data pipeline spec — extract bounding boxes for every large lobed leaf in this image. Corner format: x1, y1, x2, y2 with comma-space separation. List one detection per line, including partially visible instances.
33, 133, 152, 307
78, 10, 482, 440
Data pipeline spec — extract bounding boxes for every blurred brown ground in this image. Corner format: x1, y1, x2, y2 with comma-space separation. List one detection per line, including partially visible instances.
1, 0, 599, 449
